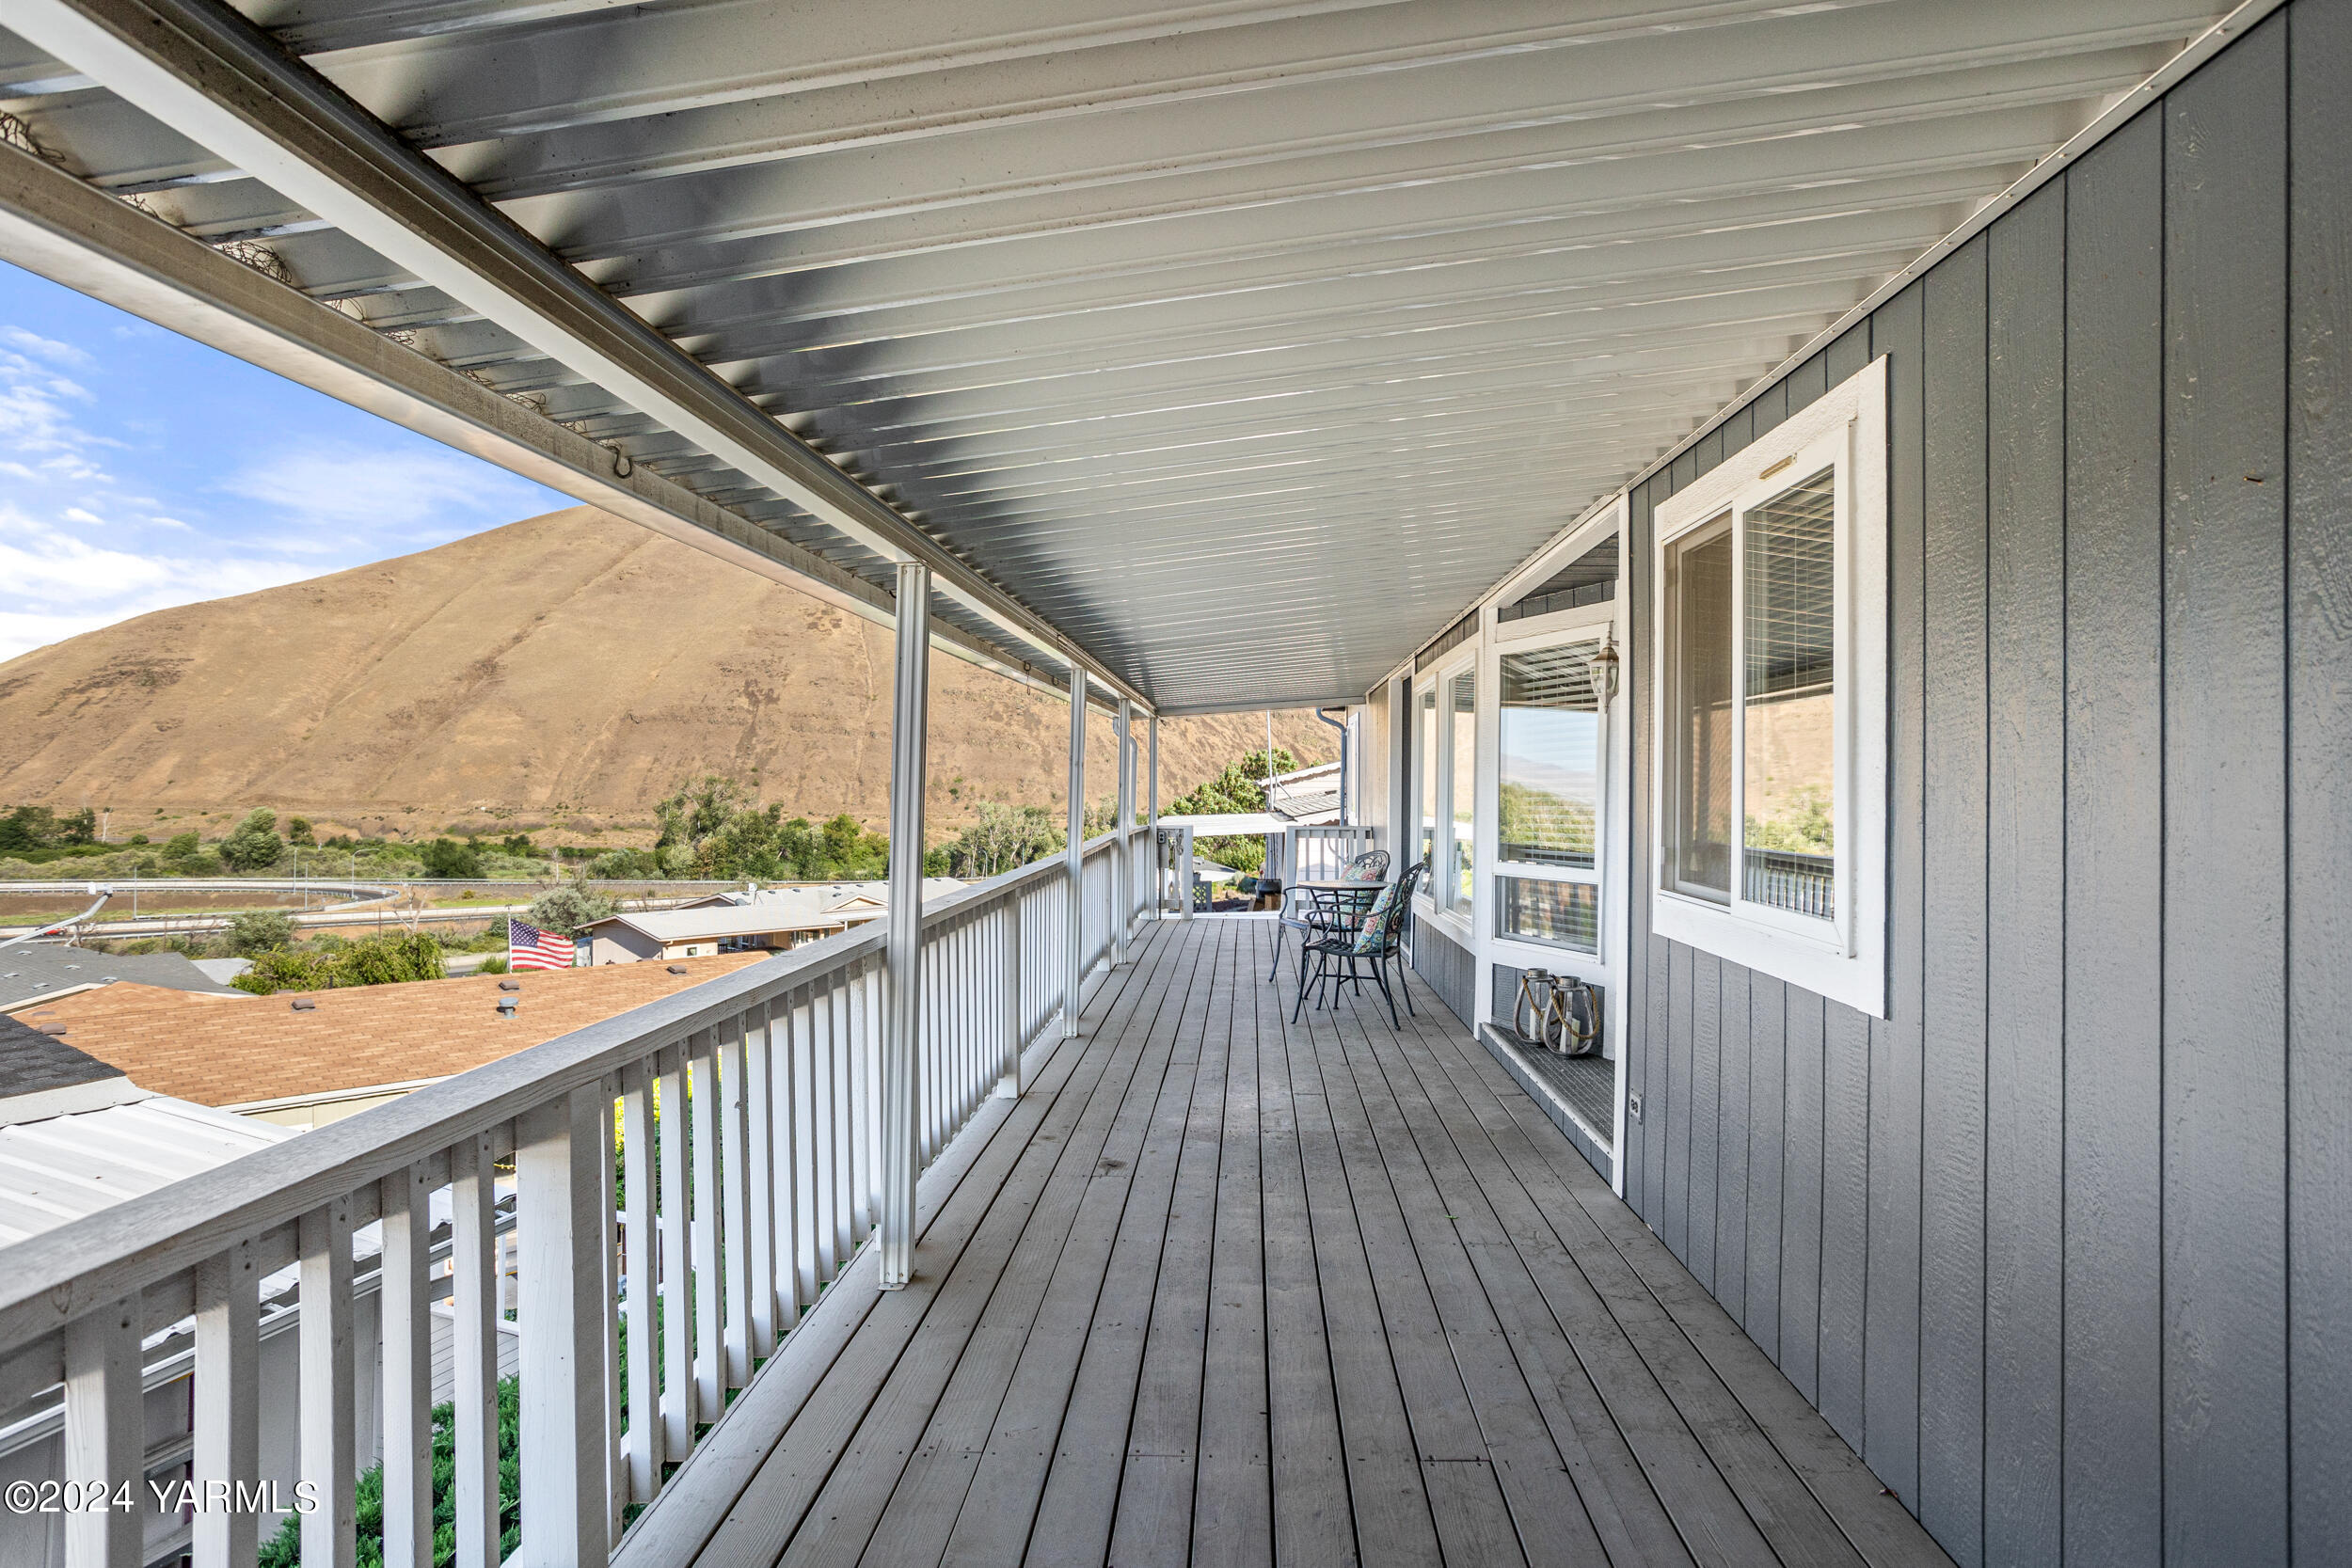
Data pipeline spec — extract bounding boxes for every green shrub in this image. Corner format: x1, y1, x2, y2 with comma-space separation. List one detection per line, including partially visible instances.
224, 909, 299, 956
260, 1376, 521, 1567
475, 955, 510, 975
233, 948, 332, 994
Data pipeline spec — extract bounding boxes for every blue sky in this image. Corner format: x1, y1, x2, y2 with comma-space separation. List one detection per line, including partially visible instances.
0, 258, 572, 663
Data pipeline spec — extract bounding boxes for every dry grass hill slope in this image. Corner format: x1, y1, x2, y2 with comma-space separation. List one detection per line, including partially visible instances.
0, 507, 1335, 840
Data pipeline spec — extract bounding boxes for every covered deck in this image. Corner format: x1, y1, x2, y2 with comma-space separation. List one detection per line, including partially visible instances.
618, 919, 1946, 1568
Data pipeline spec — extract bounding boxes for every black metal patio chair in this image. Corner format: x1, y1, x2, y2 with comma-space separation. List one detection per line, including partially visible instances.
1294, 860, 1423, 1027
1268, 847, 1390, 981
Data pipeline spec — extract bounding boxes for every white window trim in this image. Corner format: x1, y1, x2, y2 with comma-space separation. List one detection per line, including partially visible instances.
1486, 610, 1612, 959
1649, 356, 1888, 1019
1428, 650, 1478, 940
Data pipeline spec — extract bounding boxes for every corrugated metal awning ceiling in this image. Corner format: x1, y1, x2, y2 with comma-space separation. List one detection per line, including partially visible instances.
0, 0, 2225, 709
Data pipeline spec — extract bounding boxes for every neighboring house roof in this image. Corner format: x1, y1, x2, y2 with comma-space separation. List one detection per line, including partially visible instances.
0, 944, 245, 1010
1266, 761, 1344, 825
0, 1091, 292, 1248
9, 952, 771, 1110
589, 879, 962, 945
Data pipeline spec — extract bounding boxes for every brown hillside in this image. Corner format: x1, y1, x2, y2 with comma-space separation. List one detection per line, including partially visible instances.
0, 507, 1336, 841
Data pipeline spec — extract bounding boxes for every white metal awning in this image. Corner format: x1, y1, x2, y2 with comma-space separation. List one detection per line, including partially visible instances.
0, 0, 2236, 710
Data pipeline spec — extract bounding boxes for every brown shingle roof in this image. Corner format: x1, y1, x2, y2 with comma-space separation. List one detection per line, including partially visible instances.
10, 953, 772, 1108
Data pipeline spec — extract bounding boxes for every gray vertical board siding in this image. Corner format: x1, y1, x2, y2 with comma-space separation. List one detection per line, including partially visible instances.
2289, 3, 2352, 1558
1723, 404, 1755, 459
1689, 950, 1723, 1291
1916, 230, 1990, 1568
1743, 975, 1788, 1363
2162, 19, 2290, 1567
1826, 322, 1873, 388
2059, 107, 2165, 1568
1663, 941, 1693, 1260
1592, 16, 2330, 1566
1778, 988, 1826, 1404
1715, 963, 1751, 1330
1816, 1004, 1871, 1452
1866, 277, 1927, 1509
1695, 424, 1725, 478
1786, 350, 1830, 413
1408, 919, 1477, 1031
1982, 179, 2068, 1568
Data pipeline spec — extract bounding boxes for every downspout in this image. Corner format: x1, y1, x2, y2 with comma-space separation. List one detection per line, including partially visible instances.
0, 888, 111, 950
1315, 707, 1349, 827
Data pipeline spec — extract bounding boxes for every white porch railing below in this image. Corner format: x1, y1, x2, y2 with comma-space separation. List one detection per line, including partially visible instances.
0, 827, 1157, 1568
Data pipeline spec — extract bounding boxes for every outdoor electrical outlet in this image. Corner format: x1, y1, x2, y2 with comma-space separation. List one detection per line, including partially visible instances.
1628, 1094, 1644, 1122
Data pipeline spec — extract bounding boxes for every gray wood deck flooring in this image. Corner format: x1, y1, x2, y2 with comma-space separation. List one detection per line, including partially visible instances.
619, 919, 1952, 1568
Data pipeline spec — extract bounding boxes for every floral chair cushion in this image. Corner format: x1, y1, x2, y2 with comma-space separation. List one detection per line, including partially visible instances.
1349, 880, 1403, 954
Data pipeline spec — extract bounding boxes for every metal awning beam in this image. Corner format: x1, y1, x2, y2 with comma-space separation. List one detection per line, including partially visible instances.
0, 135, 1089, 704
4, 0, 1152, 713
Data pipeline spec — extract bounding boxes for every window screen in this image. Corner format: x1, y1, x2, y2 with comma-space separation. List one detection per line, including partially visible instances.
1665, 517, 1734, 901
1741, 467, 1836, 919
1497, 641, 1599, 869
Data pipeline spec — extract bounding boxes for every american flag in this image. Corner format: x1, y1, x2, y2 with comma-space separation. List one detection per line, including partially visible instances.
508, 918, 574, 972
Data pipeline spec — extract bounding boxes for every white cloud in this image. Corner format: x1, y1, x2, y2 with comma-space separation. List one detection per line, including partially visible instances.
219, 443, 554, 547
0, 325, 95, 369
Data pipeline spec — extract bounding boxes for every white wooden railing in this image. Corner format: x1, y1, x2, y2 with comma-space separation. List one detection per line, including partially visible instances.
0, 828, 1155, 1568
1282, 823, 1378, 885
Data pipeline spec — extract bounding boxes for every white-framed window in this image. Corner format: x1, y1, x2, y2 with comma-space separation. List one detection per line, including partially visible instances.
1415, 679, 1438, 879
1490, 633, 1607, 954
1443, 663, 1477, 915
1651, 357, 1887, 1017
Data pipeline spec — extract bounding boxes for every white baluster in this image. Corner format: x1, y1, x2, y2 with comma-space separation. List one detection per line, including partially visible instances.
514, 1086, 612, 1566
655, 1042, 695, 1454
789, 989, 818, 1307
451, 1133, 501, 1568
597, 1075, 624, 1544
192, 1242, 259, 1568
618, 1057, 663, 1502
62, 1296, 140, 1568
688, 1030, 723, 1422
379, 1167, 434, 1568
718, 1016, 753, 1389
743, 999, 780, 1361
998, 896, 1025, 1099
298, 1200, 357, 1568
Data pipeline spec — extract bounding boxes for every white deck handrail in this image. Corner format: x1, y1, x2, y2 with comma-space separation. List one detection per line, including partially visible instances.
0, 826, 1156, 1568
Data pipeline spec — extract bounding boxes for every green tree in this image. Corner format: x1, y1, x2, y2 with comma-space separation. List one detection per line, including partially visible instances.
223, 909, 298, 956
941, 800, 1063, 878
218, 809, 284, 873
528, 884, 616, 938
420, 837, 485, 879
0, 806, 58, 852
1165, 747, 1295, 880
286, 816, 317, 847
57, 808, 97, 845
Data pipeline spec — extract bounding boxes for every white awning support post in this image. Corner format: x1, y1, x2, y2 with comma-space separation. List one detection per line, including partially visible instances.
1147, 715, 1161, 916
880, 561, 930, 1291
1112, 698, 1134, 963
1064, 668, 1087, 1037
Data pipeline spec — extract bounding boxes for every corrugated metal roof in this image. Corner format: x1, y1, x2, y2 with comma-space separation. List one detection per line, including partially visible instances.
0, 1092, 291, 1248
592, 877, 963, 942
0, 0, 2229, 707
